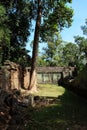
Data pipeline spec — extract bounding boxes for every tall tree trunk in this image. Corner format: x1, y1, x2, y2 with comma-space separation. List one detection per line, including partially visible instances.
28, 0, 42, 91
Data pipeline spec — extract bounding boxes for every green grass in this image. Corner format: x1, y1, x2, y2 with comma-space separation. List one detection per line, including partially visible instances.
26, 84, 87, 130
36, 84, 65, 97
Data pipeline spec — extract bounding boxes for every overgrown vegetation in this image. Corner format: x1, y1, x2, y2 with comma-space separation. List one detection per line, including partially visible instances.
69, 65, 87, 98
26, 84, 87, 130
0, 1, 87, 129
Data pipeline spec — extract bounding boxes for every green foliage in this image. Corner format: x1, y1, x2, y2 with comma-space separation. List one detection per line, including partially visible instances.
37, 55, 47, 66
0, 5, 11, 64
81, 19, 87, 36
0, 5, 8, 24
37, 41, 85, 72
74, 19, 87, 70
8, 0, 31, 65
0, 0, 73, 68
0, 1, 31, 66
74, 36, 87, 58
38, 18, 87, 72
62, 42, 79, 66
39, 0, 73, 42
37, 32, 63, 66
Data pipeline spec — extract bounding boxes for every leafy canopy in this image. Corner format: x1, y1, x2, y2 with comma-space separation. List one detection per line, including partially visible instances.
30, 0, 73, 42
0, 0, 31, 66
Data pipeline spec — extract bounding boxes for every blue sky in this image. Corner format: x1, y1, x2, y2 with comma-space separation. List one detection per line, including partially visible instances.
27, 0, 87, 55
61, 0, 87, 43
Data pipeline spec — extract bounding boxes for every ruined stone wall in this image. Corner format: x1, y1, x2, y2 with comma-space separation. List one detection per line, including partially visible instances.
0, 61, 75, 90
0, 61, 30, 90
37, 67, 75, 84
0, 65, 11, 90
24, 67, 30, 89
10, 66, 21, 90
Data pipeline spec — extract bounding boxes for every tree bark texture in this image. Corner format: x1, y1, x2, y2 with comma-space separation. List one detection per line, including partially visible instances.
28, 0, 42, 90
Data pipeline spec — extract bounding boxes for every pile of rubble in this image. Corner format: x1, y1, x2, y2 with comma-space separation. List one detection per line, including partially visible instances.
0, 88, 34, 130
0, 88, 56, 130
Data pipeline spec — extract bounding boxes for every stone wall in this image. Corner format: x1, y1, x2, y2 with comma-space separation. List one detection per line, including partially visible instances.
0, 61, 21, 90
24, 67, 30, 89
0, 61, 32, 90
0, 61, 75, 90
37, 67, 75, 84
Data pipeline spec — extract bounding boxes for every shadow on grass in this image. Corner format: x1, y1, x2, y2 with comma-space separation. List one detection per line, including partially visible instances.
27, 89, 87, 130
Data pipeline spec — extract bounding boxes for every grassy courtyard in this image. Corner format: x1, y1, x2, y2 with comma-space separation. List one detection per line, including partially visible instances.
26, 84, 87, 130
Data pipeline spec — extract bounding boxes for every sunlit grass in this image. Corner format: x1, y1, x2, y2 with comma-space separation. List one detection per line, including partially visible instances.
36, 84, 65, 97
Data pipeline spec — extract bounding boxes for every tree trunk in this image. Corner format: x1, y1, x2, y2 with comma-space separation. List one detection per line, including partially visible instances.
28, 0, 42, 91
